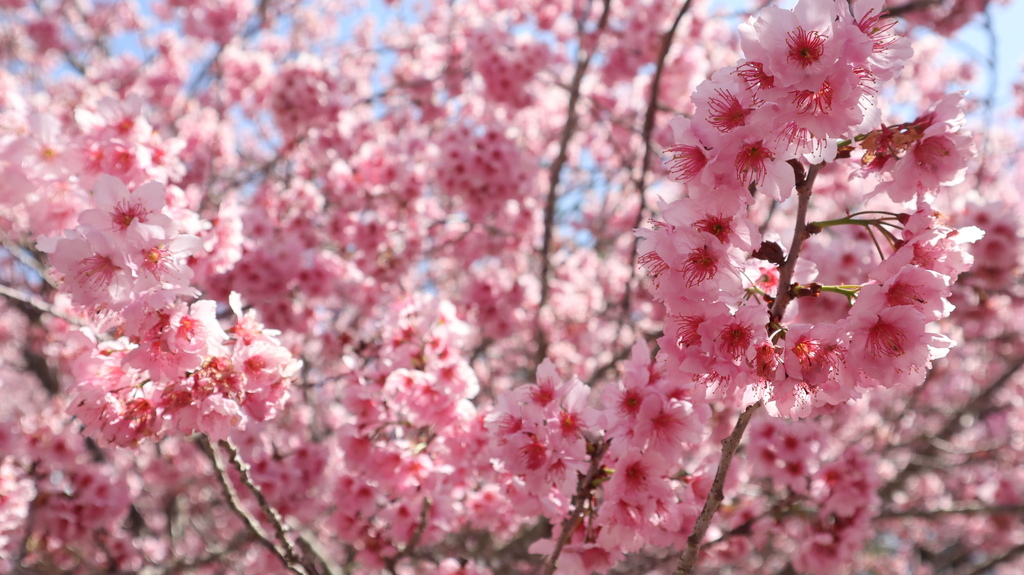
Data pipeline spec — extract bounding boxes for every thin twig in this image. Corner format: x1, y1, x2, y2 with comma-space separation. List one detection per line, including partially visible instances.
385, 498, 432, 573
540, 438, 610, 575
702, 493, 800, 548
0, 233, 58, 287
0, 283, 83, 327
878, 502, 1024, 519
879, 356, 1024, 500
535, 0, 613, 364
958, 541, 1024, 575
674, 401, 762, 575
219, 438, 311, 571
974, 6, 997, 187
198, 436, 309, 575
622, 0, 696, 318
584, 330, 661, 387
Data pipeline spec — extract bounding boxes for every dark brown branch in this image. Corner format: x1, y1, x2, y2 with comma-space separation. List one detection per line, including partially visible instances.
674, 402, 762, 575
769, 161, 823, 323
0, 283, 82, 327
219, 438, 314, 572
385, 498, 432, 573
0, 283, 77, 395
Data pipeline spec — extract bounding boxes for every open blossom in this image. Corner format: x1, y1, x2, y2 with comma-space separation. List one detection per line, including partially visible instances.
9, 112, 82, 180
741, 0, 841, 90
78, 175, 175, 238
782, 322, 847, 392
843, 304, 947, 388
665, 117, 710, 184
868, 93, 975, 201
40, 174, 201, 312
45, 227, 135, 310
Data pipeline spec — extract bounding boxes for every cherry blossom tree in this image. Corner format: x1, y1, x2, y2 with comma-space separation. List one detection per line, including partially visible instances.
0, 0, 1022, 574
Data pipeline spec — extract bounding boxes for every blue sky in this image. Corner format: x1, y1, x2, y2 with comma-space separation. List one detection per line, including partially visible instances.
955, 0, 1024, 110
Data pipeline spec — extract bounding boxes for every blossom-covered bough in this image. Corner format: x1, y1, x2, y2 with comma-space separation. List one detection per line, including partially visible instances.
0, 0, 1022, 574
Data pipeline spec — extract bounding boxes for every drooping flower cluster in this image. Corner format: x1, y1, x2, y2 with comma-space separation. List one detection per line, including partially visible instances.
490, 341, 710, 572
791, 447, 881, 573
66, 291, 300, 446
591, 341, 707, 554
330, 296, 503, 568
488, 358, 597, 521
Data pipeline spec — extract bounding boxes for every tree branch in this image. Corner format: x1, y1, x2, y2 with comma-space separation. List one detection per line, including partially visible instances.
622, 0, 695, 317
769, 161, 823, 323
218, 438, 320, 572
959, 541, 1024, 575
674, 401, 762, 575
535, 0, 613, 364
878, 502, 1024, 519
540, 438, 610, 575
385, 498, 432, 573
199, 436, 310, 575
879, 355, 1024, 500
0, 283, 82, 327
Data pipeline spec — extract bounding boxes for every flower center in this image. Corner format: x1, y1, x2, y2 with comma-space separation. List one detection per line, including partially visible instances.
786, 27, 827, 67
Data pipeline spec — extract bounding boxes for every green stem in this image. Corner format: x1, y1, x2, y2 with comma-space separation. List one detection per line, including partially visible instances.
809, 215, 898, 229
819, 284, 862, 304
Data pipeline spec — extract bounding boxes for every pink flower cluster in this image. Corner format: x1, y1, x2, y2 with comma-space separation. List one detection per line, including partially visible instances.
491, 342, 708, 572
38, 175, 300, 446
489, 358, 597, 520
40, 175, 200, 311
270, 55, 341, 141
746, 419, 880, 572
466, 26, 551, 110
0, 458, 34, 571
331, 296, 499, 568
641, 0, 979, 418
1, 412, 138, 571
666, 0, 910, 197
65, 291, 300, 447
0, 0, 1016, 572
793, 447, 880, 573
435, 122, 536, 223
591, 342, 707, 554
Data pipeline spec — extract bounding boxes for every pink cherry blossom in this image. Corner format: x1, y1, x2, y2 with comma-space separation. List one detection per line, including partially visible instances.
0, 1, 1017, 574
